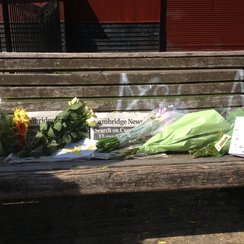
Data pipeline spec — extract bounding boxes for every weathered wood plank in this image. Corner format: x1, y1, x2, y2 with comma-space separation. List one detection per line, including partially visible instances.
1, 51, 244, 58
0, 155, 244, 200
1, 95, 243, 112
0, 69, 239, 85
0, 82, 242, 98
0, 56, 244, 71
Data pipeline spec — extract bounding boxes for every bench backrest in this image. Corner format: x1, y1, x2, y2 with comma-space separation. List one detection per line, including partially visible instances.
0, 51, 244, 114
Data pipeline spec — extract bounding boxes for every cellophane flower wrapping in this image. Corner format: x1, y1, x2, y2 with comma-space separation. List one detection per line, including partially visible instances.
96, 105, 184, 152
138, 109, 231, 155
190, 107, 244, 158
117, 106, 183, 144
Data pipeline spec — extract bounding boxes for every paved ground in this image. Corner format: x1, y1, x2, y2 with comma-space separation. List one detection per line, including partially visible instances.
0, 187, 244, 244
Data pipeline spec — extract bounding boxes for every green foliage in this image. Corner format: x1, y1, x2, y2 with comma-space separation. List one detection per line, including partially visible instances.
189, 144, 221, 158
25, 101, 92, 157
0, 112, 18, 156
96, 137, 120, 152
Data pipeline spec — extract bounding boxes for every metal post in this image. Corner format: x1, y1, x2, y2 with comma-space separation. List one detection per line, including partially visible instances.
159, 0, 167, 51
2, 0, 12, 52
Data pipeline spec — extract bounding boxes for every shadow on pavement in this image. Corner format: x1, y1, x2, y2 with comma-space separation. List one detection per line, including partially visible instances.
0, 187, 244, 244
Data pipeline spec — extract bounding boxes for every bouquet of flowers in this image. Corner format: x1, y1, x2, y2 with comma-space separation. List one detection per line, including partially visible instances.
21, 97, 98, 157
138, 109, 231, 155
189, 107, 244, 158
96, 105, 183, 152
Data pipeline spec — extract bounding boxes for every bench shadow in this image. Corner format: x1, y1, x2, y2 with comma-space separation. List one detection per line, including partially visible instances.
64, 0, 107, 52
0, 186, 244, 244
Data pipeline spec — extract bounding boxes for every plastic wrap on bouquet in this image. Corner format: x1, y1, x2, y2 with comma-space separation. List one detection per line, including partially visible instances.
138, 109, 231, 155
96, 105, 184, 152
190, 107, 244, 158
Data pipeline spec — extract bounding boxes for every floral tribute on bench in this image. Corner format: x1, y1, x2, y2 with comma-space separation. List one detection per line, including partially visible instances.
1, 98, 98, 160
1, 97, 244, 162
96, 108, 244, 159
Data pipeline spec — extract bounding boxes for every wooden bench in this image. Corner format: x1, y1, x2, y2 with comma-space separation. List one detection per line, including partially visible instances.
0, 51, 244, 200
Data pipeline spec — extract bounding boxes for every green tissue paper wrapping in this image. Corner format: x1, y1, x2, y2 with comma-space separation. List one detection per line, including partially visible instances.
190, 107, 244, 158
138, 109, 231, 155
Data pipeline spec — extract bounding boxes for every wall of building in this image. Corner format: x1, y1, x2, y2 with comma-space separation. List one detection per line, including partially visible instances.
167, 0, 244, 51
0, 0, 244, 52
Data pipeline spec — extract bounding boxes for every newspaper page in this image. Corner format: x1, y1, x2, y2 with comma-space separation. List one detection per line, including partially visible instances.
90, 112, 148, 139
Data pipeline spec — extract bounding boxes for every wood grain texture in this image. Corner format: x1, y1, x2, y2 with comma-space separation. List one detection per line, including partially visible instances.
0, 82, 241, 99
0, 51, 243, 112
0, 69, 239, 85
0, 57, 244, 71
0, 155, 244, 200
0, 51, 244, 71
0, 95, 243, 112
0, 51, 244, 58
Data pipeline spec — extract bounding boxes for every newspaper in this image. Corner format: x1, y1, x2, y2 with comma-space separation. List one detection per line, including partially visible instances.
90, 112, 147, 139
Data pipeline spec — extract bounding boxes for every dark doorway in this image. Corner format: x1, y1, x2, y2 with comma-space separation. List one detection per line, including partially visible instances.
64, 0, 163, 52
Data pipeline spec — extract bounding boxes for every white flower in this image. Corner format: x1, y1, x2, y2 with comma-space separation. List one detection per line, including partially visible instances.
83, 106, 90, 114
86, 116, 98, 127
88, 108, 95, 116
68, 97, 80, 106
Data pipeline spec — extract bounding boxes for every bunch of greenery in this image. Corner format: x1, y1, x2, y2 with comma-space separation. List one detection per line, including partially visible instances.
0, 112, 18, 156
22, 98, 97, 157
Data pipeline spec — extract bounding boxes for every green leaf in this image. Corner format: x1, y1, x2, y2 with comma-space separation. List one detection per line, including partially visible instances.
56, 110, 69, 120
40, 122, 48, 131
63, 134, 72, 144
70, 132, 77, 139
48, 127, 55, 138
79, 125, 88, 132
36, 131, 44, 138
69, 103, 82, 111
77, 131, 87, 140
53, 121, 62, 132
70, 112, 78, 120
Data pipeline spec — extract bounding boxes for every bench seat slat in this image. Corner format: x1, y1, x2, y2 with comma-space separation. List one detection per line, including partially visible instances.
0, 155, 243, 200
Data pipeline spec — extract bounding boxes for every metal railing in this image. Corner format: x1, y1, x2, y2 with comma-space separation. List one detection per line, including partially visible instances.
2, 0, 62, 52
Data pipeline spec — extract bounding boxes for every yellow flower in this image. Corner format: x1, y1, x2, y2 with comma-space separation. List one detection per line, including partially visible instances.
13, 108, 30, 146
13, 108, 30, 126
